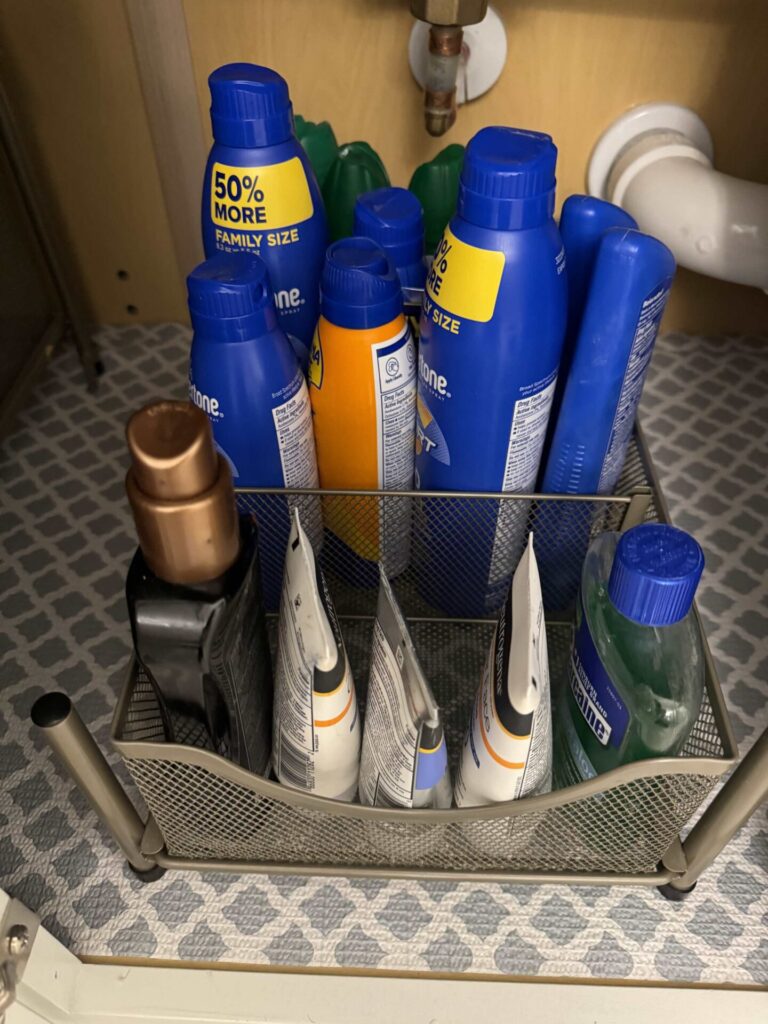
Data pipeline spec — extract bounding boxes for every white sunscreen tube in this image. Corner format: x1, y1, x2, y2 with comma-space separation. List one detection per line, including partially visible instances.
273, 508, 361, 801
455, 533, 552, 807
359, 568, 451, 809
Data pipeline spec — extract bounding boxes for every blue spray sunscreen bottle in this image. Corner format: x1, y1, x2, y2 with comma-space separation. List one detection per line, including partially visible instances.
537, 228, 676, 609
542, 195, 637, 462
354, 187, 426, 319
414, 127, 567, 616
187, 252, 321, 610
201, 63, 327, 371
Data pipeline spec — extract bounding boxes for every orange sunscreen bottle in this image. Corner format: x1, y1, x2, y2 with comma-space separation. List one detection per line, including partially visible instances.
309, 237, 417, 584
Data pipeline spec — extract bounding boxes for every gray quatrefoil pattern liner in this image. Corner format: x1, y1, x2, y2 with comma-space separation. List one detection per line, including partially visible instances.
0, 325, 766, 983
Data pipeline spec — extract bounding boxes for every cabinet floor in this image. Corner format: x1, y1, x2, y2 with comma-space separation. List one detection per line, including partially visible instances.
0, 325, 765, 985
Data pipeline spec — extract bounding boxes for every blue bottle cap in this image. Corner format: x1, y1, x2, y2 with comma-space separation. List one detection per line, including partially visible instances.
608, 524, 704, 626
458, 126, 557, 230
560, 194, 637, 236
209, 63, 293, 148
353, 188, 425, 284
187, 252, 279, 341
320, 237, 403, 329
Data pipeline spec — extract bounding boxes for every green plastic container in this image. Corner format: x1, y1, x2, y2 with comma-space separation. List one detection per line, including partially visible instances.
554, 526, 705, 788
408, 143, 464, 254
322, 142, 390, 241
294, 115, 338, 190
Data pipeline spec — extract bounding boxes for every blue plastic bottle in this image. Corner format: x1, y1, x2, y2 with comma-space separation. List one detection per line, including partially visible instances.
415, 126, 567, 615
544, 195, 637, 450
354, 187, 426, 317
187, 252, 320, 610
537, 228, 676, 609
201, 63, 327, 371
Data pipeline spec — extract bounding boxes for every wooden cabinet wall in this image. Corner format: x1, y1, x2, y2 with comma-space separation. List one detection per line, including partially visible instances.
1, 0, 766, 332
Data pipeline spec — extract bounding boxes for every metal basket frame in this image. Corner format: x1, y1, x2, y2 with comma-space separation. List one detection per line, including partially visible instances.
103, 427, 739, 887
33, 427, 767, 896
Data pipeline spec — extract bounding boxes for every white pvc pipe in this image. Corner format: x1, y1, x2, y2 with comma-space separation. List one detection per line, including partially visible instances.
590, 104, 768, 290
616, 153, 768, 289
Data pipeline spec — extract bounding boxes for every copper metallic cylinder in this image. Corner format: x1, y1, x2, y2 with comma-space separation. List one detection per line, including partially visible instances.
424, 25, 463, 137
125, 401, 240, 585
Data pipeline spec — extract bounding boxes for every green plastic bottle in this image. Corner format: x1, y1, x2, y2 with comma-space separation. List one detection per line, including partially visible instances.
322, 142, 390, 241
554, 524, 705, 787
408, 143, 464, 254
294, 115, 338, 189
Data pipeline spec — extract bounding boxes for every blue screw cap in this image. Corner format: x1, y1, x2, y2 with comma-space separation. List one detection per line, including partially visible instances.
608, 523, 705, 626
209, 63, 293, 148
187, 252, 278, 340
320, 237, 403, 330
459, 126, 557, 230
354, 187, 425, 288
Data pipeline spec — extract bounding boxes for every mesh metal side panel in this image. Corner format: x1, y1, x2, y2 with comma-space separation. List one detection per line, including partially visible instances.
681, 672, 726, 758
123, 751, 715, 874
237, 491, 630, 618
119, 617, 722, 875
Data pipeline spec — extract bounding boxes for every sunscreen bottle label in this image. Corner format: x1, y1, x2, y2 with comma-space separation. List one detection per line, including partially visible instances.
373, 327, 417, 576
309, 320, 416, 576
272, 370, 323, 550
372, 328, 417, 490
557, 595, 631, 787
210, 158, 314, 241
597, 284, 670, 493
308, 327, 323, 389
426, 227, 504, 323
274, 512, 360, 801
455, 535, 552, 807
415, 391, 450, 468
487, 371, 558, 587
271, 370, 319, 489
559, 593, 630, 786
359, 617, 422, 807
359, 569, 450, 809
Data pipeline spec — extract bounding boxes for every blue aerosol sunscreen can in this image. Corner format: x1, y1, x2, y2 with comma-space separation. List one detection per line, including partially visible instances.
414, 127, 567, 615
201, 64, 327, 371
187, 252, 321, 610
538, 228, 676, 609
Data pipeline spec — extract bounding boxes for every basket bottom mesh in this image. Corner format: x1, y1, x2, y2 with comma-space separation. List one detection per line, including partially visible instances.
120, 620, 718, 875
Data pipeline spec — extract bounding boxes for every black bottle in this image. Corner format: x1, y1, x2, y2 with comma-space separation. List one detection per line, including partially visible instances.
125, 400, 272, 775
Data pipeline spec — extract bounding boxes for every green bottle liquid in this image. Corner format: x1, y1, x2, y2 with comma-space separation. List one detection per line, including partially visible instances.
554, 524, 705, 787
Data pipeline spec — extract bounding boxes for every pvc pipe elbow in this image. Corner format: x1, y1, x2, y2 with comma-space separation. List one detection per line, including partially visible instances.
589, 104, 768, 290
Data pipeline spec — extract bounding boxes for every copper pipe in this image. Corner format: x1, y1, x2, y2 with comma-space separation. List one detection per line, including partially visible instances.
424, 25, 463, 137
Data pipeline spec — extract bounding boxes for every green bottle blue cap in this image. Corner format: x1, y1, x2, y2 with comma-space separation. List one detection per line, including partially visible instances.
209, 63, 293, 148
608, 524, 704, 626
320, 237, 402, 330
187, 252, 278, 341
459, 126, 557, 231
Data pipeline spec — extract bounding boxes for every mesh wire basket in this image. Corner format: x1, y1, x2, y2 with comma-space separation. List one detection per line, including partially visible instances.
112, 434, 736, 880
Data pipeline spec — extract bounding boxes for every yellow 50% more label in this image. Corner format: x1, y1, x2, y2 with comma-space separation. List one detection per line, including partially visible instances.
210, 158, 314, 232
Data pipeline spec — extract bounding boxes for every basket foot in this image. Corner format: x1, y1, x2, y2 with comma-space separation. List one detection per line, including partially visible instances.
128, 862, 166, 884
657, 879, 697, 901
